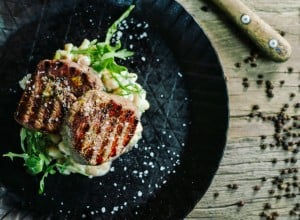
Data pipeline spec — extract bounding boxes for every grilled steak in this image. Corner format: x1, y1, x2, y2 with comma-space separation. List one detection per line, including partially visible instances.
63, 90, 142, 165
15, 59, 103, 133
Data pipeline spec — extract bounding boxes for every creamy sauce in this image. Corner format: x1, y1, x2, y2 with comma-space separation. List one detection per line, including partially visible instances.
54, 39, 150, 113
47, 141, 112, 177
18, 39, 149, 177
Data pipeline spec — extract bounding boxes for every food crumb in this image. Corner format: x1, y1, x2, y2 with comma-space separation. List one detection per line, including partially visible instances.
137, 191, 143, 197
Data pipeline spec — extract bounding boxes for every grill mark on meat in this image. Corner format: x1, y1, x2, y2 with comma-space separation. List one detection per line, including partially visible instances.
44, 60, 50, 71
105, 102, 123, 158
56, 61, 64, 70
33, 99, 48, 130
71, 106, 85, 152
94, 103, 115, 164
46, 99, 62, 132
66, 90, 140, 165
94, 101, 123, 164
85, 108, 107, 164
100, 112, 120, 161
123, 114, 139, 146
41, 99, 55, 131
91, 103, 109, 164
108, 110, 129, 158
118, 111, 134, 147
108, 107, 127, 158
108, 119, 125, 158
15, 59, 103, 133
19, 74, 43, 125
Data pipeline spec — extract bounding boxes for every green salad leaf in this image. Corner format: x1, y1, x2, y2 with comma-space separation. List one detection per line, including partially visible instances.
105, 5, 135, 44
3, 128, 54, 193
3, 5, 137, 194
71, 5, 135, 73
70, 5, 140, 95
3, 128, 88, 194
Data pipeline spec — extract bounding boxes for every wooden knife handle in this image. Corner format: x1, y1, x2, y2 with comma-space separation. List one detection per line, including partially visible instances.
211, 0, 292, 62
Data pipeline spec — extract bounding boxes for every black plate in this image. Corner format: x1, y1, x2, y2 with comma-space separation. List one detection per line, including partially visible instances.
0, 0, 228, 219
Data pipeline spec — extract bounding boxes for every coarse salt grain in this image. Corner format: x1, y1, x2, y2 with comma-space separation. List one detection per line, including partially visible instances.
138, 191, 143, 197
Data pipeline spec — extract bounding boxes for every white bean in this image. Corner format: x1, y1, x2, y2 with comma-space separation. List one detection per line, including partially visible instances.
79, 39, 90, 49
77, 55, 91, 66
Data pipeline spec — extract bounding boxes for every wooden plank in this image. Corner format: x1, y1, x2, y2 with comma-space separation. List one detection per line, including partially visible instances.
175, 0, 300, 219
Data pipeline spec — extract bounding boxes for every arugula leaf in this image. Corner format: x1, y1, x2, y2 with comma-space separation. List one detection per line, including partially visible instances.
20, 128, 26, 152
25, 155, 44, 175
3, 128, 89, 194
3, 128, 59, 194
105, 5, 135, 44
3, 152, 28, 160
38, 164, 57, 194
3, 5, 140, 195
71, 5, 135, 73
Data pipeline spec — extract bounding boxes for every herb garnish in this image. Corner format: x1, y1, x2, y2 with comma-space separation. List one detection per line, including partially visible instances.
69, 5, 142, 95
3, 5, 138, 194
4, 128, 87, 194
72, 8, 132, 70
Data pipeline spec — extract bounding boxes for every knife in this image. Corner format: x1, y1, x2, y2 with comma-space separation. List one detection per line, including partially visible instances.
210, 0, 292, 62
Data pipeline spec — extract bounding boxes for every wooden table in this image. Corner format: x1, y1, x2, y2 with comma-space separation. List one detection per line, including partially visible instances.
176, 0, 300, 219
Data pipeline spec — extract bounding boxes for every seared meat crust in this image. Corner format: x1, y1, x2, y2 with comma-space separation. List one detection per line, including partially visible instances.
15, 59, 103, 133
65, 90, 141, 165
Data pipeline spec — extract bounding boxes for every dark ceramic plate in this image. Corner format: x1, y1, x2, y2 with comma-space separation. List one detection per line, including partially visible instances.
0, 0, 228, 219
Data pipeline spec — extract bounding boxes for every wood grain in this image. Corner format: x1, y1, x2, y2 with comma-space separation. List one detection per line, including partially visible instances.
210, 0, 292, 62
176, 0, 300, 219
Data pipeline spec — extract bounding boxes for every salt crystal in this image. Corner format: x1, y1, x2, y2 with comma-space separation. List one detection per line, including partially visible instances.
137, 191, 143, 197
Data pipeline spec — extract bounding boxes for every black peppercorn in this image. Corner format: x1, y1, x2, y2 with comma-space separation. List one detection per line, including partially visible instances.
200, 6, 209, 12
264, 203, 272, 210
237, 200, 245, 207
253, 185, 261, 191
287, 67, 293, 73
235, 62, 241, 68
